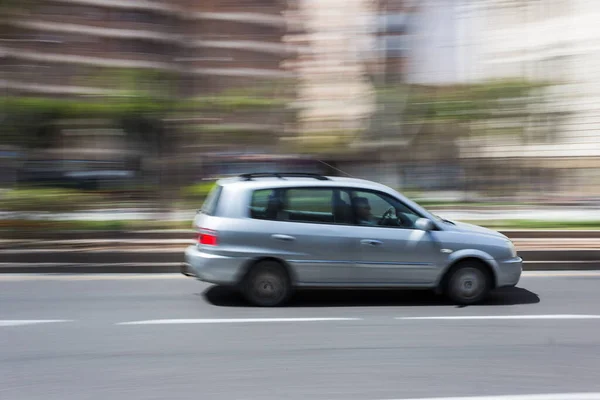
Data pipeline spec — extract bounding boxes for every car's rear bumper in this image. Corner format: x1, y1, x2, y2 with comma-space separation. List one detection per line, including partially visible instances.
183, 245, 245, 285
180, 262, 196, 277
496, 256, 523, 287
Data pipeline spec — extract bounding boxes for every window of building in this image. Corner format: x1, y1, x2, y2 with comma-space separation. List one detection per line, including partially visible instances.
115, 39, 162, 55
113, 10, 161, 25
79, 6, 104, 20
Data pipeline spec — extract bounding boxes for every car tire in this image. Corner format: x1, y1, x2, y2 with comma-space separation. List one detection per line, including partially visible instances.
445, 261, 492, 305
242, 260, 292, 307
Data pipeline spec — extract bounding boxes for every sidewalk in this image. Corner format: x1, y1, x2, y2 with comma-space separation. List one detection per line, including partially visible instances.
433, 208, 598, 221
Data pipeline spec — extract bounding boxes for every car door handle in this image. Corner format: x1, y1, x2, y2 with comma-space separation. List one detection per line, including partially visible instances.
361, 239, 383, 246
271, 234, 296, 242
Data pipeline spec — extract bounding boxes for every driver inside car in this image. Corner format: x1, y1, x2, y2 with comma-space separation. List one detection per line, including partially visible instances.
354, 197, 379, 226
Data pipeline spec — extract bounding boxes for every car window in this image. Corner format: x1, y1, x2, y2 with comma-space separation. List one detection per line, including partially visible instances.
249, 188, 279, 220
200, 184, 222, 216
283, 188, 335, 224
349, 189, 423, 229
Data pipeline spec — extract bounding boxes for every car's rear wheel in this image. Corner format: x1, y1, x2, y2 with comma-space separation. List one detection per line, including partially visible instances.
242, 260, 291, 307
445, 261, 491, 305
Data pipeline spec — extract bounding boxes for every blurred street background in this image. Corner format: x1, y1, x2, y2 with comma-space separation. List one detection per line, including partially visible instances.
4, 2, 600, 400
1, 0, 600, 232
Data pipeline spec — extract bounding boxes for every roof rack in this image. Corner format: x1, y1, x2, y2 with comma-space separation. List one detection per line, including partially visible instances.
239, 172, 330, 181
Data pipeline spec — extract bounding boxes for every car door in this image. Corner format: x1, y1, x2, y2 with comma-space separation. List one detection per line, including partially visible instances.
248, 187, 362, 285
348, 189, 443, 285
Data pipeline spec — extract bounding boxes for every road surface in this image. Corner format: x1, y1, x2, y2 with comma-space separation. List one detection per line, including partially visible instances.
2, 272, 600, 400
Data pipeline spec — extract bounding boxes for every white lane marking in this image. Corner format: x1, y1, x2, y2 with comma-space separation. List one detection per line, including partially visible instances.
523, 270, 600, 277
0, 319, 72, 327
381, 393, 600, 400
117, 317, 362, 325
396, 315, 600, 321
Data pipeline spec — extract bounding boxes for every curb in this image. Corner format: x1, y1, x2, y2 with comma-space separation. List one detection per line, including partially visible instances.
0, 263, 182, 273
0, 250, 182, 264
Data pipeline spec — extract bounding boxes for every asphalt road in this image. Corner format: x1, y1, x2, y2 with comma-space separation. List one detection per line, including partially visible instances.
2, 272, 600, 400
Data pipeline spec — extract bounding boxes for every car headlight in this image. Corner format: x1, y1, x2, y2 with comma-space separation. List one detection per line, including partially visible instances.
506, 240, 517, 258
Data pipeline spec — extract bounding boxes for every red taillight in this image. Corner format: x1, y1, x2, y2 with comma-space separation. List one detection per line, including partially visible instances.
197, 229, 218, 246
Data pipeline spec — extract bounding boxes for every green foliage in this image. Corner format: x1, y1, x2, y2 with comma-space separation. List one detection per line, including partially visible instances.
0, 188, 106, 212
378, 79, 552, 124
1, 96, 168, 118
180, 181, 216, 201
189, 95, 287, 111
197, 124, 269, 134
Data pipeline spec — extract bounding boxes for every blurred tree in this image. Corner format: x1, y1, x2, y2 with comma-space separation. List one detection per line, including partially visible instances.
312, 79, 555, 195
375, 79, 551, 135
392, 79, 558, 198
109, 68, 179, 212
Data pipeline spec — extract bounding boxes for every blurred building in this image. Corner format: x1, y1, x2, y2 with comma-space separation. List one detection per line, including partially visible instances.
367, 0, 417, 137
373, 0, 416, 85
177, 0, 298, 152
406, 0, 475, 85
398, 0, 600, 199
279, 0, 420, 187
287, 0, 375, 153
468, 0, 600, 198
0, 0, 301, 162
0, 0, 182, 186
0, 0, 180, 96
179, 0, 292, 95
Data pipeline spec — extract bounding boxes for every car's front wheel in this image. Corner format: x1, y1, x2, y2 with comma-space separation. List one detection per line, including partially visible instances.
242, 260, 292, 307
445, 261, 492, 305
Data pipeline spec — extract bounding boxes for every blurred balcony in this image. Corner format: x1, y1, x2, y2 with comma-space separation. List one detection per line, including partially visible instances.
185, 19, 284, 42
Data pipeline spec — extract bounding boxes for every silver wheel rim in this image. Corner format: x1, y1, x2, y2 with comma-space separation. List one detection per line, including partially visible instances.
252, 272, 284, 302
451, 267, 486, 301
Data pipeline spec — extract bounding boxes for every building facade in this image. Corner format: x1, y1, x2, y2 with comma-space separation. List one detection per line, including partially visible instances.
0, 0, 180, 96
177, 0, 298, 151
470, 0, 600, 197
288, 0, 375, 152
0, 0, 305, 191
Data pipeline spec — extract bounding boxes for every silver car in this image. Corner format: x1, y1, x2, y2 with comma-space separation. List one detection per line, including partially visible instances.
183, 172, 522, 306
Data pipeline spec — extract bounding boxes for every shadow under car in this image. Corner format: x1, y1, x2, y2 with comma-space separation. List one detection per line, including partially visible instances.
202, 285, 540, 308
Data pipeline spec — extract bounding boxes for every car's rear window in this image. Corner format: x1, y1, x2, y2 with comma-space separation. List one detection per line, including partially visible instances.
200, 184, 223, 216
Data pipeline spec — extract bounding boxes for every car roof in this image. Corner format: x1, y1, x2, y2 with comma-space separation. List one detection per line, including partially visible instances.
212, 174, 439, 223
216, 175, 391, 192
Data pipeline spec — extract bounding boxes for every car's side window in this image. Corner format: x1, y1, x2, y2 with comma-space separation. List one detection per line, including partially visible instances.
282, 188, 335, 224
200, 184, 223, 216
249, 187, 420, 227
332, 190, 354, 225
349, 190, 422, 229
249, 188, 281, 220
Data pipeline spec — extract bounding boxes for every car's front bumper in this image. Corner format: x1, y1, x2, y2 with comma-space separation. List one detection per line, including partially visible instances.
496, 256, 523, 287
183, 245, 245, 285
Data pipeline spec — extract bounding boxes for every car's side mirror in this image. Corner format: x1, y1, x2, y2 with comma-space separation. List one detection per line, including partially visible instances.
415, 218, 435, 231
